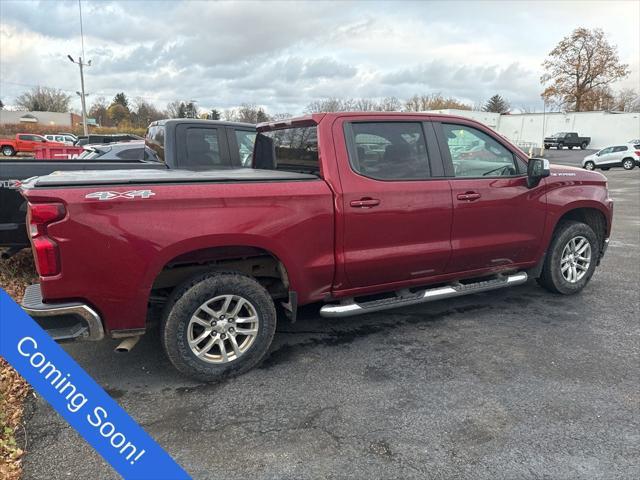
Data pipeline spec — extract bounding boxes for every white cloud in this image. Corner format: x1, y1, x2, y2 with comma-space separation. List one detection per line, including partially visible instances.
0, 0, 637, 115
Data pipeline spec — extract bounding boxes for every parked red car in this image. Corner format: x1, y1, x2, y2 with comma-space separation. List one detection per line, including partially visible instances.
20, 112, 613, 381
1, 133, 65, 156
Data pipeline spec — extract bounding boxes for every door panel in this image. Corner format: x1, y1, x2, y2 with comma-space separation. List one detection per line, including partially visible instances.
435, 121, 547, 274
334, 118, 453, 289
447, 177, 547, 272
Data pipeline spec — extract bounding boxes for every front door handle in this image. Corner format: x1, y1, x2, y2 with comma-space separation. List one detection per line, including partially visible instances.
350, 198, 380, 208
457, 191, 481, 201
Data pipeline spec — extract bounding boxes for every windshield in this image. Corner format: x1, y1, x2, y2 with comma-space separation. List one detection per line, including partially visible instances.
550, 132, 566, 137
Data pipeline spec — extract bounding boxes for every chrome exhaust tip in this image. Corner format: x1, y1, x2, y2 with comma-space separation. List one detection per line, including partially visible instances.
114, 336, 141, 353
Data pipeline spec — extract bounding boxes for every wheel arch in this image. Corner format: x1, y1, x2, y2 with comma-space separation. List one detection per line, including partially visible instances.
547, 204, 609, 253
143, 236, 298, 303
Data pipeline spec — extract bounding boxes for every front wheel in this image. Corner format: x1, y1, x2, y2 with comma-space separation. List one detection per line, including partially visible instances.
557, 144, 563, 150
584, 161, 596, 170
538, 221, 599, 295
622, 158, 635, 170
2, 146, 15, 156
161, 272, 277, 381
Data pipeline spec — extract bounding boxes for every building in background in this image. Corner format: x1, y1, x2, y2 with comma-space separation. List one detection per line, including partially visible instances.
426, 109, 640, 150
0, 110, 74, 127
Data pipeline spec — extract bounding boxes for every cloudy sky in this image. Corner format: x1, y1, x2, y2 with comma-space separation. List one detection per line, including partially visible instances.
0, 0, 638, 115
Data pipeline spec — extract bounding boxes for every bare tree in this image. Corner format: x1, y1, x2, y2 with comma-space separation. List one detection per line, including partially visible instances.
225, 104, 269, 123
131, 97, 165, 127
378, 96, 402, 111
541, 28, 629, 111
404, 93, 472, 111
305, 98, 349, 113
89, 96, 109, 126
15, 86, 72, 112
613, 88, 639, 112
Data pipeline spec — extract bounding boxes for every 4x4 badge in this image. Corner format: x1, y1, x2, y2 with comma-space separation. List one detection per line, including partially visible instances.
85, 190, 156, 201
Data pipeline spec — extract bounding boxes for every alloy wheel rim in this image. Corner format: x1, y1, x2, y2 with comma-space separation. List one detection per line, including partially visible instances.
623, 160, 632, 169
187, 294, 259, 364
585, 162, 594, 170
560, 236, 591, 283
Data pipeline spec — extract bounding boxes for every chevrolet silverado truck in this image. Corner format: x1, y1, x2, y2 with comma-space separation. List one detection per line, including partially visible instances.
544, 132, 591, 150
18, 112, 613, 381
0, 119, 256, 254
1, 133, 66, 156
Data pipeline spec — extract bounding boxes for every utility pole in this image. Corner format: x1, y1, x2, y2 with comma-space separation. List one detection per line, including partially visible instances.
68, 55, 91, 135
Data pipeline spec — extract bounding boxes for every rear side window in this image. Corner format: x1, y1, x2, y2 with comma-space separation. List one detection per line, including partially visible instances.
145, 125, 165, 162
234, 130, 257, 166
346, 122, 430, 180
183, 128, 224, 168
442, 123, 519, 177
116, 147, 144, 160
613, 146, 628, 152
255, 126, 319, 175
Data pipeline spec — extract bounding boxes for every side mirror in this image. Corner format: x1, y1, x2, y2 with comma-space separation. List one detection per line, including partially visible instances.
527, 158, 550, 188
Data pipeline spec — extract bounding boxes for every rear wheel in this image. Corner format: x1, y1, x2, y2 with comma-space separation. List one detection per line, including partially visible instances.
584, 161, 596, 170
580, 142, 587, 150
557, 143, 563, 150
538, 221, 599, 295
569, 145, 574, 150
544, 144, 550, 149
622, 158, 635, 170
2, 146, 15, 156
161, 272, 277, 382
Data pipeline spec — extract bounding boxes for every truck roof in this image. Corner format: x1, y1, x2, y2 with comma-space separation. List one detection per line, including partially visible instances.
256, 111, 483, 131
149, 118, 256, 129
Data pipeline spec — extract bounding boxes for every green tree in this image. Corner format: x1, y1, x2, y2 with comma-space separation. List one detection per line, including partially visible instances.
15, 86, 71, 112
482, 94, 510, 113
107, 103, 130, 126
541, 28, 629, 111
112, 92, 130, 109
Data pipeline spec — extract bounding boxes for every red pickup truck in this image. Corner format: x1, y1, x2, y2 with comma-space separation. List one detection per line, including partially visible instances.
1, 133, 65, 156
20, 112, 613, 381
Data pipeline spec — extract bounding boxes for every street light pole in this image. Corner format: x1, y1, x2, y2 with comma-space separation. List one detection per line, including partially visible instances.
68, 55, 91, 135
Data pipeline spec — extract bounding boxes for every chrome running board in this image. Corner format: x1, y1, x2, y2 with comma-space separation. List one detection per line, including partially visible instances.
320, 272, 528, 318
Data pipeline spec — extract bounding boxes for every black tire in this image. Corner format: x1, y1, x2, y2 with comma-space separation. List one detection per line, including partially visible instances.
2, 146, 15, 156
537, 220, 599, 295
580, 142, 587, 150
622, 158, 635, 170
557, 143, 563, 150
544, 144, 550, 149
584, 161, 596, 170
569, 145, 574, 150
161, 272, 277, 382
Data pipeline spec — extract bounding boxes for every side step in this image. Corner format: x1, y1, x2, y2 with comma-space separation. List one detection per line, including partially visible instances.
320, 272, 528, 318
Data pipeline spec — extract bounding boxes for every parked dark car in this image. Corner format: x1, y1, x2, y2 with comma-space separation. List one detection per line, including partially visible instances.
544, 132, 591, 150
78, 141, 159, 161
75, 134, 143, 146
0, 120, 256, 254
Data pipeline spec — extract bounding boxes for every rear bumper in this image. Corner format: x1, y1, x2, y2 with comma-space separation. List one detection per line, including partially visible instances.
21, 284, 104, 342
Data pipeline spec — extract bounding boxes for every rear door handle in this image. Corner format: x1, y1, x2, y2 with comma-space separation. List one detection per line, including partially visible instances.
457, 191, 481, 201
350, 198, 380, 208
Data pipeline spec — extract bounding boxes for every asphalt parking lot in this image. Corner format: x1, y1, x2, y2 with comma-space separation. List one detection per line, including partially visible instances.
21, 149, 639, 479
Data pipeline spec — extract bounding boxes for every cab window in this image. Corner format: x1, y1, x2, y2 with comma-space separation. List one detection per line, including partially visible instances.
442, 123, 519, 177
346, 122, 430, 180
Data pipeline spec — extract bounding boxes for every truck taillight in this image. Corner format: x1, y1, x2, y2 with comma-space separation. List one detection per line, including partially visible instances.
28, 203, 65, 276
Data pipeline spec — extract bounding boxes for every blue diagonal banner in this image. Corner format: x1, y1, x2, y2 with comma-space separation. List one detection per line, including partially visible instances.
0, 288, 191, 480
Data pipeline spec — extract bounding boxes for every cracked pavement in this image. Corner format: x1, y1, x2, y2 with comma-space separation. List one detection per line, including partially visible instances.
21, 150, 640, 479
